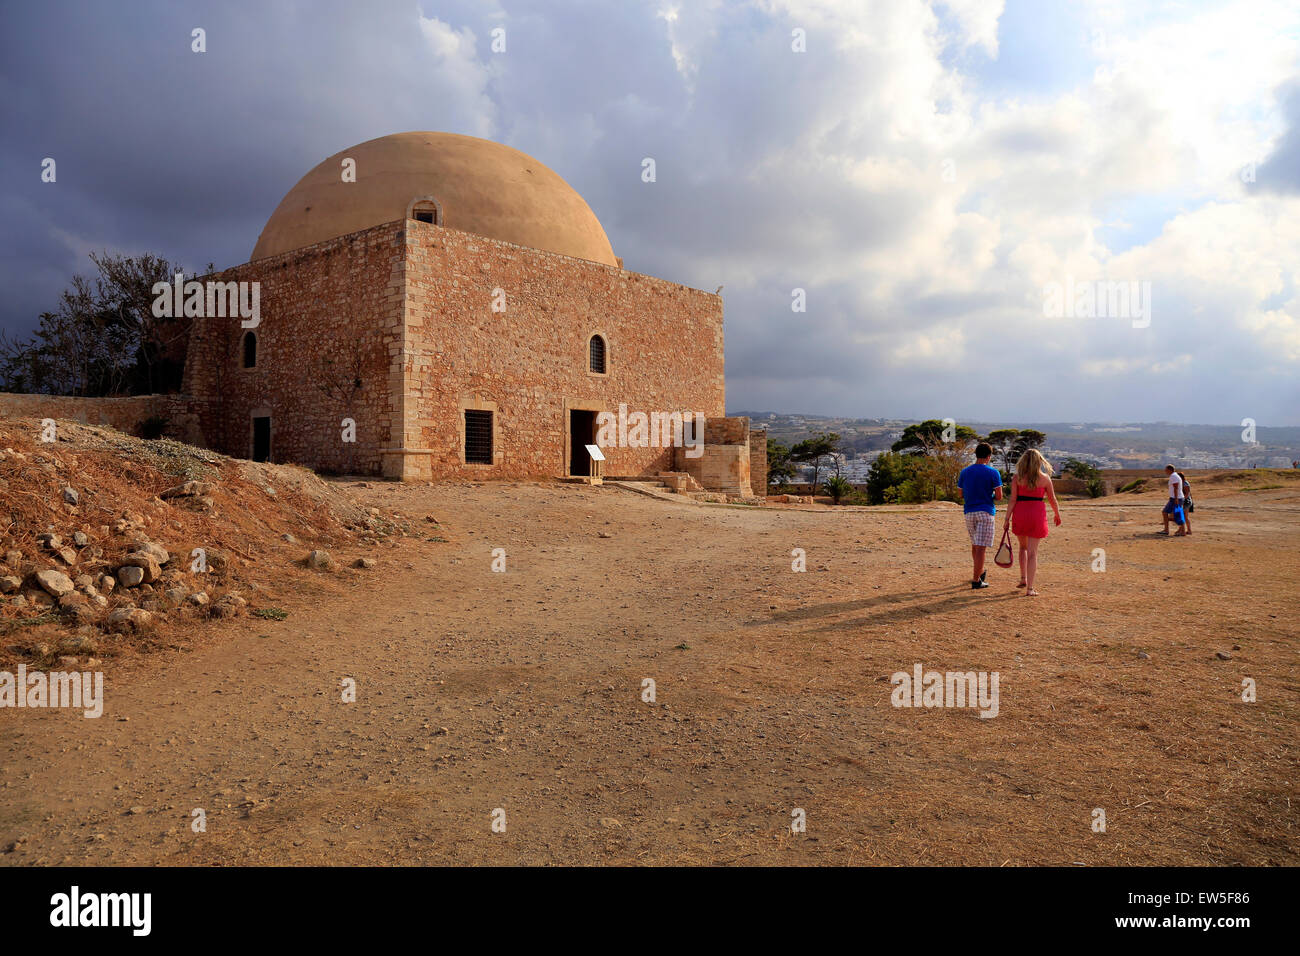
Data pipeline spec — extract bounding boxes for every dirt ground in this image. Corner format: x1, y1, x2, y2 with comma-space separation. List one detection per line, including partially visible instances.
2, 473, 1297, 866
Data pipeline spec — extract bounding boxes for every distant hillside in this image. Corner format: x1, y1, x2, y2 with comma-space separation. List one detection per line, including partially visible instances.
733, 412, 1300, 470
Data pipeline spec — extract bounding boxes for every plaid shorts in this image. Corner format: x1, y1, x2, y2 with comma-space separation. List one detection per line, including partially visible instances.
965, 511, 995, 547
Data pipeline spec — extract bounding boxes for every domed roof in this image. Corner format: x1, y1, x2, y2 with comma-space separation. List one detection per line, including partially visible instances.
251, 132, 617, 266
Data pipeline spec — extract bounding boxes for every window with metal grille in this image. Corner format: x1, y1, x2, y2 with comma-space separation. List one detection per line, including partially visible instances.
464, 410, 494, 464
589, 334, 606, 374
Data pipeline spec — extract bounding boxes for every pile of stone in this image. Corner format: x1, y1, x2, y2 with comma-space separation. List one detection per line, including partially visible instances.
4, 511, 239, 633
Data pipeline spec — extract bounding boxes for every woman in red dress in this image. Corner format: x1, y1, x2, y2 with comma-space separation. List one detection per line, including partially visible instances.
1002, 448, 1062, 596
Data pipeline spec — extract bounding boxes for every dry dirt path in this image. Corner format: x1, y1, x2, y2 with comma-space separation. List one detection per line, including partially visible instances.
2, 481, 1297, 865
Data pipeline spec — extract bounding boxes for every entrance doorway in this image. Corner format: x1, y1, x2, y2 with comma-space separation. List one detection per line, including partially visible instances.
252, 416, 271, 462
569, 409, 597, 476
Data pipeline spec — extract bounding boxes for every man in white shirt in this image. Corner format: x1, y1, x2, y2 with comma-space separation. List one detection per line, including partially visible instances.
1160, 464, 1187, 536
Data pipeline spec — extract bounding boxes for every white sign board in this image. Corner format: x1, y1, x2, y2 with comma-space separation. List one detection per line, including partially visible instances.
585, 444, 606, 461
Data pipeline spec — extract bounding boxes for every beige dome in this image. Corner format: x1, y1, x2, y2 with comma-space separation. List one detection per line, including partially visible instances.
251, 131, 617, 265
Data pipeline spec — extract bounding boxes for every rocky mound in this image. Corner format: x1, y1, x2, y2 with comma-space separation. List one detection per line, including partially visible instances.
0, 418, 411, 668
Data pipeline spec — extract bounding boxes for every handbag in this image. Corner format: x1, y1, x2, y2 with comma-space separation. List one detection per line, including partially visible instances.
994, 526, 1014, 568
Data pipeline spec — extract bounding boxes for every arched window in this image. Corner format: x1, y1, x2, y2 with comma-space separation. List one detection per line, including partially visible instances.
406, 196, 443, 225
589, 334, 607, 374
242, 331, 257, 369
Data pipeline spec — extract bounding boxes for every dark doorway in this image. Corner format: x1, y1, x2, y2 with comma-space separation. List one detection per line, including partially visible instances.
569, 409, 597, 476
252, 416, 271, 462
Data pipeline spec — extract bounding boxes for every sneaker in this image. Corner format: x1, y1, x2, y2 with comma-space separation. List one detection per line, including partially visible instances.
971, 580, 990, 589
980, 570, 987, 583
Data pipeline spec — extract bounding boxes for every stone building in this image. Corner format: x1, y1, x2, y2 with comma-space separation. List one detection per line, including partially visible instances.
176, 131, 764, 492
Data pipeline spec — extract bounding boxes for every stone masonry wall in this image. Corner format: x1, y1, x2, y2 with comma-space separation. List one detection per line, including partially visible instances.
749, 426, 768, 493
182, 224, 405, 475
402, 221, 725, 480
0, 393, 208, 447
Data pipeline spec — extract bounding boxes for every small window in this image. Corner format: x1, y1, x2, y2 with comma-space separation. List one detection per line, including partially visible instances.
589, 334, 606, 374
465, 410, 494, 464
409, 198, 441, 225
242, 331, 257, 369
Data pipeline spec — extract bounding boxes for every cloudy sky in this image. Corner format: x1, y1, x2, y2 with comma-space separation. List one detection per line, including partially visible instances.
2, 0, 1298, 425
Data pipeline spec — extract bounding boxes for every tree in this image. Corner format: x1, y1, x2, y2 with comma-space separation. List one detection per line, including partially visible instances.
865, 452, 918, 504
1012, 429, 1047, 462
766, 438, 797, 488
790, 432, 841, 490
892, 419, 978, 454
823, 475, 852, 504
984, 429, 1020, 472
913, 434, 974, 501
0, 251, 190, 396
1062, 458, 1100, 481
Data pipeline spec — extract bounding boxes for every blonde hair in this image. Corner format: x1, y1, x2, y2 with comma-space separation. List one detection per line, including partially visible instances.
1015, 448, 1050, 489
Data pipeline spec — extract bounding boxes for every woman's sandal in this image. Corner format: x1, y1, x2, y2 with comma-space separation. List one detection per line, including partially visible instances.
1017, 581, 1027, 588
1026, 588, 1039, 596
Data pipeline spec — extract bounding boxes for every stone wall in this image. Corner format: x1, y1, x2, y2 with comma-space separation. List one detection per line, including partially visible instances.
0, 393, 208, 446
749, 426, 768, 493
401, 220, 725, 480
182, 224, 404, 474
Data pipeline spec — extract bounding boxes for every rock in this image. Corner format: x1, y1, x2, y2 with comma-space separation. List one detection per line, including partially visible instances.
107, 608, 154, 629
1137, 651, 1150, 660
1215, 650, 1232, 660
205, 551, 229, 573
58, 633, 97, 655
210, 594, 246, 618
74, 574, 94, 590
116, 566, 145, 588
34, 569, 75, 598
353, 557, 376, 569
53, 547, 77, 565
72, 531, 88, 547
26, 590, 57, 608
98, 574, 116, 595
0, 576, 20, 595
282, 533, 299, 545
160, 480, 214, 499
187, 591, 210, 607
305, 550, 334, 571
37, 533, 62, 549
139, 594, 167, 612
32, 642, 52, 658
58, 592, 87, 608
165, 586, 190, 606
62, 487, 79, 505
120, 553, 162, 583
4, 549, 21, 567
598, 531, 614, 538
127, 541, 170, 565
9, 594, 27, 607
599, 818, 622, 828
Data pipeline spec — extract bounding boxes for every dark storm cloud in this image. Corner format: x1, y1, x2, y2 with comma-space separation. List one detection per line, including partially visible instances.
1, 0, 1297, 425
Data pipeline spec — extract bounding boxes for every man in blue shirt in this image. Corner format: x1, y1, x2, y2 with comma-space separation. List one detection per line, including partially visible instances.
957, 442, 1004, 589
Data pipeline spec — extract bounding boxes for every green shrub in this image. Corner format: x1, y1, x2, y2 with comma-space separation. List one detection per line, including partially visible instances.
823, 475, 853, 504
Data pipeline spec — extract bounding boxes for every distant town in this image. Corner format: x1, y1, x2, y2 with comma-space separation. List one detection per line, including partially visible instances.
733, 412, 1300, 483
